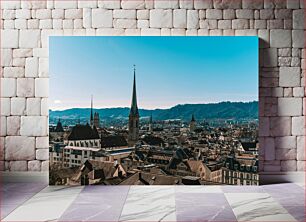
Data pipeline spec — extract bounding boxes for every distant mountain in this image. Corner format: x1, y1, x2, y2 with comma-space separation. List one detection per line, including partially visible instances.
49, 101, 258, 124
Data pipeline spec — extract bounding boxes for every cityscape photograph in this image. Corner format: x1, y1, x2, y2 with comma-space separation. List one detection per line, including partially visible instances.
49, 36, 259, 186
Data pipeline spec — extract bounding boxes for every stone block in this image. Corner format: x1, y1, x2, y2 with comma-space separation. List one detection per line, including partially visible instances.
83, 8, 92, 28
54, 1, 77, 9
200, 19, 217, 29
7, 116, 20, 136
15, 18, 28, 29
36, 149, 49, 161
13, 49, 33, 58
293, 87, 304, 97
173, 9, 187, 28
35, 78, 49, 97
206, 9, 222, 19
1, 30, 19, 48
11, 98, 26, 116
36, 137, 49, 149
242, 0, 263, 9
19, 30, 41, 48
65, 9, 82, 19
279, 67, 301, 87
154, 0, 178, 9
26, 98, 41, 116
3, 67, 24, 78
292, 30, 305, 48
297, 136, 305, 161
179, 0, 193, 9
28, 160, 41, 171
270, 117, 291, 136
25, 57, 38, 78
264, 137, 275, 160
20, 116, 48, 136
16, 78, 34, 97
15, 9, 31, 19
92, 9, 113, 28
279, 48, 291, 57
41, 98, 49, 116
150, 9, 172, 28
223, 9, 235, 19
137, 20, 149, 28
137, 10, 149, 19
275, 136, 297, 149
1, 98, 10, 116
5, 136, 35, 160
270, 29, 291, 48
276, 148, 297, 160
114, 19, 137, 28
278, 97, 303, 116
0, 117, 6, 137
187, 10, 199, 29
293, 9, 305, 29
292, 116, 305, 136
236, 9, 254, 19
38, 58, 48, 77
297, 161, 305, 171
218, 20, 232, 29
1, 78, 16, 98
1, 1, 20, 9
9, 161, 27, 171
98, 0, 121, 9
78, 0, 97, 8
140, 28, 161, 36
213, 0, 241, 9
1, 49, 12, 67
41, 161, 49, 171
52, 9, 65, 19
287, 0, 300, 9
194, 0, 213, 9
281, 160, 297, 171
114, 9, 136, 19
232, 19, 249, 29
35, 9, 51, 19
259, 117, 270, 136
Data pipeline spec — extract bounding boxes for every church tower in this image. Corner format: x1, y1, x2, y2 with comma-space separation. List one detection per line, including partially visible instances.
128, 65, 139, 146
93, 112, 100, 128
90, 95, 94, 127
149, 113, 153, 133
189, 114, 196, 132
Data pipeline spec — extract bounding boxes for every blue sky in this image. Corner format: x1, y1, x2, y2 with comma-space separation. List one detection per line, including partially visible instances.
49, 36, 258, 110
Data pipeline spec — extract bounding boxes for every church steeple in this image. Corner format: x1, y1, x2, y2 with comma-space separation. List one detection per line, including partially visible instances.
90, 95, 93, 127
130, 65, 139, 116
128, 65, 140, 146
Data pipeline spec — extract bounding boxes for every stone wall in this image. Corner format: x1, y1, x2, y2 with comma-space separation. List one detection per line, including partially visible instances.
0, 0, 305, 172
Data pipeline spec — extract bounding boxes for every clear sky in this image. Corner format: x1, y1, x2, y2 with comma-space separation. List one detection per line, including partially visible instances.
49, 36, 258, 110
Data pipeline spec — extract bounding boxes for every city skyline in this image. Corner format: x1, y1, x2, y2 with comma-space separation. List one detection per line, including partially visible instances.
50, 36, 258, 110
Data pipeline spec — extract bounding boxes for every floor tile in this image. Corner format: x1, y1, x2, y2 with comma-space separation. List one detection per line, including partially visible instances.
175, 185, 222, 193
2, 186, 84, 221
59, 186, 130, 221
222, 185, 265, 193
225, 193, 297, 221
119, 186, 176, 222
282, 205, 305, 222
270, 192, 305, 206
263, 183, 304, 194
176, 193, 237, 222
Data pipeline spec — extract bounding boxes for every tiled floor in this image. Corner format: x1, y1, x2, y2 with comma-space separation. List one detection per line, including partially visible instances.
1, 182, 305, 222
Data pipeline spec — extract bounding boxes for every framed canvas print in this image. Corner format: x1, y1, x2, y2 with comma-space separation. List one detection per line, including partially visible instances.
49, 36, 259, 186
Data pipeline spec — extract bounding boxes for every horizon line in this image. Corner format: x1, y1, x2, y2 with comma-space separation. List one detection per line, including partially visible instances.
49, 100, 259, 112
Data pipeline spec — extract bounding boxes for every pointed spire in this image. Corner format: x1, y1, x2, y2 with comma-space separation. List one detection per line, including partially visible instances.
149, 112, 153, 124
90, 95, 93, 123
130, 65, 139, 116
191, 114, 195, 122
